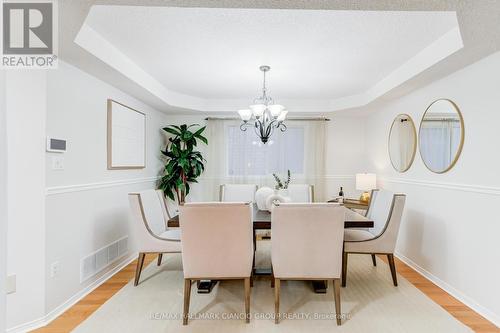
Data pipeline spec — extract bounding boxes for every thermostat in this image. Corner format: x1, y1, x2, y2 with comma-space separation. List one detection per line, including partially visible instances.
46, 137, 67, 153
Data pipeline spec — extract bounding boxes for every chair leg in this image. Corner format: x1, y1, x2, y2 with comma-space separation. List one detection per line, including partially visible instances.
333, 279, 341, 326
157, 253, 163, 266
387, 254, 398, 286
252, 229, 257, 269
183, 279, 192, 325
371, 254, 377, 266
274, 278, 280, 324
342, 252, 348, 287
134, 253, 146, 286
271, 267, 275, 288
244, 277, 251, 323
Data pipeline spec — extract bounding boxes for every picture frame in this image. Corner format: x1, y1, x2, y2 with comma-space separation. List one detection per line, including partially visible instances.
107, 99, 146, 170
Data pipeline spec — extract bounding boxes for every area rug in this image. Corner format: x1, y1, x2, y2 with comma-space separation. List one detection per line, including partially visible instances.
72, 241, 471, 332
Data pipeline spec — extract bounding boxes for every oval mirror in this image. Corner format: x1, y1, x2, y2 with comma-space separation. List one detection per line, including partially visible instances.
419, 99, 464, 173
388, 114, 417, 172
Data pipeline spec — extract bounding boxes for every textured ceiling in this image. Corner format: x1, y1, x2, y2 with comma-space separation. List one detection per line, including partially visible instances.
58, 0, 500, 114
85, 7, 457, 100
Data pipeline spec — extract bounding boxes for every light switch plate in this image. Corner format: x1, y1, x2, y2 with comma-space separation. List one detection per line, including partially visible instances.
51, 156, 64, 170
6, 275, 16, 294
50, 261, 60, 278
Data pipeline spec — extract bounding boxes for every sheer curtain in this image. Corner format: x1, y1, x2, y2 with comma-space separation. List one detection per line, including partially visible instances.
201, 119, 326, 201
399, 122, 414, 167
389, 120, 414, 169
420, 120, 461, 171
300, 120, 326, 201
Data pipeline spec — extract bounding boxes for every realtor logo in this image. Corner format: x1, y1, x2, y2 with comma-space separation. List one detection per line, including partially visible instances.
2, 1, 58, 68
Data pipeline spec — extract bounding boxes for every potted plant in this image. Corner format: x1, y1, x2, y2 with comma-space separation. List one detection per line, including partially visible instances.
159, 124, 207, 204
272, 169, 291, 196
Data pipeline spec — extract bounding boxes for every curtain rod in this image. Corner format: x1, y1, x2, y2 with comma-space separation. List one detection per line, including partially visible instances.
205, 117, 331, 121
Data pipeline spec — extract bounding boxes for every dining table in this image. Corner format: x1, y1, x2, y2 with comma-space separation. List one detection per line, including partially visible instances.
167, 203, 374, 293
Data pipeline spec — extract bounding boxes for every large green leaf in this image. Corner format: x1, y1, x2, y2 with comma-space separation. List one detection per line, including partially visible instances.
194, 133, 208, 145
163, 127, 181, 137
193, 126, 206, 138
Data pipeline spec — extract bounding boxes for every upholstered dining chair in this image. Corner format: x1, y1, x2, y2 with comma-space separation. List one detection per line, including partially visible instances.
271, 203, 345, 325
287, 184, 314, 202
219, 184, 257, 202
179, 202, 253, 325
342, 189, 406, 287
164, 197, 179, 219
128, 190, 181, 286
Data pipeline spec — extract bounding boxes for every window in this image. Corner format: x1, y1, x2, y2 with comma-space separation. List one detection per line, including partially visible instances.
227, 125, 304, 176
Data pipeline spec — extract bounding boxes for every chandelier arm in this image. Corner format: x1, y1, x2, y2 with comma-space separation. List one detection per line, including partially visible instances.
269, 122, 276, 138
254, 120, 263, 138
240, 121, 252, 131
261, 118, 268, 138
266, 119, 276, 137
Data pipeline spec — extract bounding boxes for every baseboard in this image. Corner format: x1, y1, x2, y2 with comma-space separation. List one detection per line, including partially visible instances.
7, 252, 138, 333
395, 251, 500, 328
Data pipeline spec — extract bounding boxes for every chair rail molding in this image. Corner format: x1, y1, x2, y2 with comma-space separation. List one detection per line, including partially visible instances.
380, 177, 500, 196
46, 176, 159, 195
324, 175, 355, 180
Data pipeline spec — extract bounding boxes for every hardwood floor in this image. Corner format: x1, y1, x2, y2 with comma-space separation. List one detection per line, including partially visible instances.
378, 255, 499, 333
33, 253, 498, 333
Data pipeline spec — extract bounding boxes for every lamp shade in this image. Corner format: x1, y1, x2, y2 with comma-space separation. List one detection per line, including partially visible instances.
268, 104, 284, 117
238, 109, 252, 121
249, 104, 266, 118
356, 173, 376, 191
277, 110, 288, 121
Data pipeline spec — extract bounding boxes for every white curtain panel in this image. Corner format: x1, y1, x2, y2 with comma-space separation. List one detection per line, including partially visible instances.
389, 120, 414, 170
420, 120, 461, 171
200, 119, 326, 201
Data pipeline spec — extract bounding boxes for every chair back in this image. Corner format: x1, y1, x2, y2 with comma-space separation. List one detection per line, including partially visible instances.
219, 184, 257, 202
128, 190, 177, 245
179, 202, 253, 279
287, 184, 314, 202
164, 197, 179, 219
365, 190, 406, 253
271, 203, 345, 279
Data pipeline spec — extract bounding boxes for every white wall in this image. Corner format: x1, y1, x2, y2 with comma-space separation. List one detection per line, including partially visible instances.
0, 70, 7, 333
324, 116, 367, 199
364, 51, 500, 326
44, 61, 170, 316
5, 70, 47, 330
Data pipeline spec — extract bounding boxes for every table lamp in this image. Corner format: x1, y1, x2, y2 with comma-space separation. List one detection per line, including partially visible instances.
356, 173, 377, 203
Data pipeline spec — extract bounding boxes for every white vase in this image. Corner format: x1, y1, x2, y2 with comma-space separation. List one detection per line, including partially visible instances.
266, 194, 285, 211
275, 188, 289, 197
255, 187, 274, 210
274, 189, 291, 204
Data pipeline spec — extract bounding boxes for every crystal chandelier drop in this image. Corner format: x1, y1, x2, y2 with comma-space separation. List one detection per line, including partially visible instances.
238, 65, 288, 144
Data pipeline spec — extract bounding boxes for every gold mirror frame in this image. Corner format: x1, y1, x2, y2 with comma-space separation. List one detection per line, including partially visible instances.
418, 99, 465, 174
388, 113, 417, 173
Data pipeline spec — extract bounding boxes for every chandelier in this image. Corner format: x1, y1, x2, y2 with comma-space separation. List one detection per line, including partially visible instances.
238, 65, 288, 144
